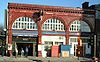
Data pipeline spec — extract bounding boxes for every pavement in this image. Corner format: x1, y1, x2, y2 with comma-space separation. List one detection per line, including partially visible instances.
0, 56, 97, 62
0, 56, 32, 62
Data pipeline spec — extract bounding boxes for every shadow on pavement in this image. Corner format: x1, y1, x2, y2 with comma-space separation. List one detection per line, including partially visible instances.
33, 59, 42, 62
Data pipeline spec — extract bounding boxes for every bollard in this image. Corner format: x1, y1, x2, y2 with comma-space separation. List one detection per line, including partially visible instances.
48, 58, 50, 62
47, 57, 50, 62
4, 56, 6, 62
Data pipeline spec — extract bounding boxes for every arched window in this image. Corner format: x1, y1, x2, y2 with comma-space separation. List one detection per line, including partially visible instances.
42, 18, 65, 31
80, 21, 90, 32
69, 20, 80, 32
69, 20, 90, 32
12, 17, 37, 30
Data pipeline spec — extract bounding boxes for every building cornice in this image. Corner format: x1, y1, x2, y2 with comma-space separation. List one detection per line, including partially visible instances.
8, 3, 95, 15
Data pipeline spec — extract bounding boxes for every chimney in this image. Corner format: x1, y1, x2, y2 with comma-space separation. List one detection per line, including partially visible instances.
82, 2, 89, 9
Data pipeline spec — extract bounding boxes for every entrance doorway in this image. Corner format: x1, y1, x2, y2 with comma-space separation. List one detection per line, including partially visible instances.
13, 36, 38, 56
17, 43, 33, 56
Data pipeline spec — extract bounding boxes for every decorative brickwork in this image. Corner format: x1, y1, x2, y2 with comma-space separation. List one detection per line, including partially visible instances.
8, 3, 95, 56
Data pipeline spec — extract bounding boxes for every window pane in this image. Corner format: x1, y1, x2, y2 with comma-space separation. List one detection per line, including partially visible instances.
12, 17, 37, 30
42, 18, 65, 31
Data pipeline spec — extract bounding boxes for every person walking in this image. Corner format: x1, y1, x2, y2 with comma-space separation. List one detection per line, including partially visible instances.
25, 46, 28, 57
1, 46, 5, 57
15, 47, 18, 57
21, 48, 24, 57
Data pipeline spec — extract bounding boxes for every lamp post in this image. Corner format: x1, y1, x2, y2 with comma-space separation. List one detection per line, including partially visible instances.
4, 29, 6, 56
3, 29, 6, 46
92, 7, 98, 61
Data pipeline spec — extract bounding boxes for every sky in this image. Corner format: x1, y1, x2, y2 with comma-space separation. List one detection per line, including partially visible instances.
0, 0, 100, 27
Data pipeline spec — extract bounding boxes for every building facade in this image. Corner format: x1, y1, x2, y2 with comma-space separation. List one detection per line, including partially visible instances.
95, 4, 100, 58
7, 3, 95, 57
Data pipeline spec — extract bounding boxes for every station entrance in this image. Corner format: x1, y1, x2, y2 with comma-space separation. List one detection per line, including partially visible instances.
17, 43, 33, 56
13, 36, 38, 56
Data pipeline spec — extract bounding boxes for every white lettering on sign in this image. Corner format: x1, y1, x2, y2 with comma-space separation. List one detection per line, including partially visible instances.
23, 38, 28, 40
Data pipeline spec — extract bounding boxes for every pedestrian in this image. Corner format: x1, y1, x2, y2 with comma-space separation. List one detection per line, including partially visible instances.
15, 47, 18, 57
25, 46, 28, 57
1, 46, 5, 57
77, 49, 80, 60
21, 48, 24, 57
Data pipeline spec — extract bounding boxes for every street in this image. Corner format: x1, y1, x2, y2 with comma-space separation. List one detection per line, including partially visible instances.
0, 56, 96, 62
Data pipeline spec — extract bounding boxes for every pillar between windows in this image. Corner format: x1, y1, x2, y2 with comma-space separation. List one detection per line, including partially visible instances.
66, 34, 69, 45
8, 29, 13, 56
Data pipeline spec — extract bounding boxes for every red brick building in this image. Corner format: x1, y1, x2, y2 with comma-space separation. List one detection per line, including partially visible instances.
7, 3, 95, 57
